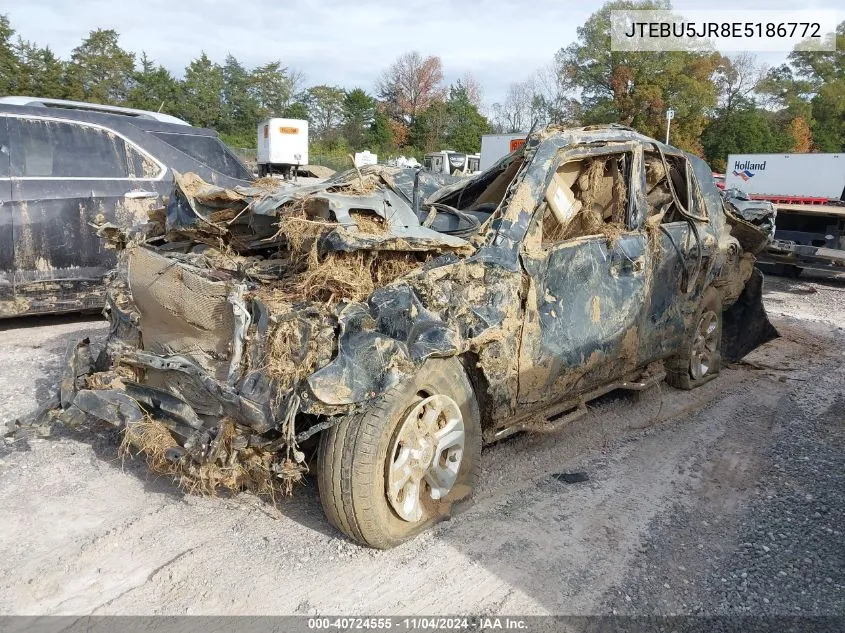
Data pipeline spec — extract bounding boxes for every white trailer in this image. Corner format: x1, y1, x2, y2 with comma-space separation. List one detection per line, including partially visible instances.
423, 151, 474, 176
480, 133, 527, 171
257, 118, 309, 179
724, 153, 845, 201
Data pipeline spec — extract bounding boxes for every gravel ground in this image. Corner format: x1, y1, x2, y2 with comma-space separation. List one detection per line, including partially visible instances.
605, 320, 844, 616
0, 271, 842, 617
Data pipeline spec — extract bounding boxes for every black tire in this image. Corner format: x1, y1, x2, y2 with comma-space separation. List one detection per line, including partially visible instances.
317, 358, 481, 549
665, 288, 723, 390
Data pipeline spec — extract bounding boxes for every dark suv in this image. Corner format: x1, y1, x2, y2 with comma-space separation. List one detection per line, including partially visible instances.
0, 97, 253, 318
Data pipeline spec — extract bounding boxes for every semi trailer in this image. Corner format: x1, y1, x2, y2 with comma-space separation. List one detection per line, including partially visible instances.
725, 153, 845, 275
479, 133, 527, 171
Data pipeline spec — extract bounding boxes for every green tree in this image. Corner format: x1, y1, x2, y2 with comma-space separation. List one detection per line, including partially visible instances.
302, 85, 346, 141
251, 61, 293, 118
444, 82, 489, 153
283, 100, 309, 120
409, 82, 489, 154
756, 23, 844, 152
409, 100, 449, 152
366, 108, 395, 153
127, 52, 182, 114
791, 21, 844, 151
14, 40, 64, 98
555, 0, 721, 153
810, 82, 845, 152
756, 64, 814, 119
701, 101, 787, 172
180, 53, 224, 128
221, 54, 259, 140
0, 15, 20, 94
342, 88, 376, 149
64, 28, 134, 104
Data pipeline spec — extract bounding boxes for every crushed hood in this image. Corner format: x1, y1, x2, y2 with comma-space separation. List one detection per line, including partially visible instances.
163, 166, 473, 256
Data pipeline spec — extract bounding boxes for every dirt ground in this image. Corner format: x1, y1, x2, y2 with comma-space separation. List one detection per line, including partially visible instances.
0, 271, 842, 616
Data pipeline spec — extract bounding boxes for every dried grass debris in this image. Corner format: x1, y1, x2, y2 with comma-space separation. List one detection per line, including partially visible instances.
120, 417, 305, 499
349, 210, 388, 235
119, 417, 178, 475
253, 176, 283, 189
266, 318, 321, 390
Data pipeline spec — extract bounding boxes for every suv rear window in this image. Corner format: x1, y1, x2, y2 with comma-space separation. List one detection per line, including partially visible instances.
9, 117, 158, 178
152, 132, 252, 180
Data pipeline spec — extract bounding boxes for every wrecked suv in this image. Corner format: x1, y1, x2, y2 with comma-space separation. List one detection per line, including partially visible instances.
0, 97, 252, 318
43, 125, 776, 549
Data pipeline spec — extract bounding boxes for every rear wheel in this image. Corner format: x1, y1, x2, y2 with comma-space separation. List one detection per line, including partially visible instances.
666, 288, 723, 390
317, 358, 481, 549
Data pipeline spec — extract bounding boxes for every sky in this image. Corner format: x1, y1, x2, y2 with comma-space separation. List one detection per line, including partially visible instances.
2, 0, 841, 110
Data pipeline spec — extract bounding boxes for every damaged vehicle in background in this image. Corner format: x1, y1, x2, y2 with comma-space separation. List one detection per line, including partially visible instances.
0, 96, 253, 318
37, 124, 778, 549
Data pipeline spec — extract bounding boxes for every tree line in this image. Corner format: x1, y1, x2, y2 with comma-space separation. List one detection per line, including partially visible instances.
1, 2, 842, 171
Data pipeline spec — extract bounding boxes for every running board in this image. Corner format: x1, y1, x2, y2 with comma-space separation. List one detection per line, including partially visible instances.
617, 370, 666, 392
535, 403, 589, 433
487, 368, 667, 443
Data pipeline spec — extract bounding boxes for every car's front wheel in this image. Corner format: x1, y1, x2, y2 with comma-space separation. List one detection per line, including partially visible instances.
317, 358, 481, 549
666, 288, 723, 390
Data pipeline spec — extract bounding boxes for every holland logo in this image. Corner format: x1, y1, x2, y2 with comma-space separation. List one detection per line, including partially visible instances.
732, 169, 754, 181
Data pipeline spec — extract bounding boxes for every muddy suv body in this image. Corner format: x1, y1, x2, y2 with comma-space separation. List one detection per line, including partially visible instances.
43, 125, 776, 548
0, 98, 252, 318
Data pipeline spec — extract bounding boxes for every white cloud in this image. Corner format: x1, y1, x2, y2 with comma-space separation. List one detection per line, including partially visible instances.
3, 0, 840, 106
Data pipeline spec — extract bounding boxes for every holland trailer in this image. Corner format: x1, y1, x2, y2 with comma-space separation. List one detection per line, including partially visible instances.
725, 153, 845, 275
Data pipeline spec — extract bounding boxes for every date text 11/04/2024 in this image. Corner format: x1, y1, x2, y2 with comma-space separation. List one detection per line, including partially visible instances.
307, 617, 528, 630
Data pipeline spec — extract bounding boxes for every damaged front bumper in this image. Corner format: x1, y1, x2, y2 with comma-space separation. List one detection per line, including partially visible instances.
36, 336, 312, 491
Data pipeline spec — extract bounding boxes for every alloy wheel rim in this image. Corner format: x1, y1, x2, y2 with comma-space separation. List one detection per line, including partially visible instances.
690, 310, 718, 380
387, 394, 465, 523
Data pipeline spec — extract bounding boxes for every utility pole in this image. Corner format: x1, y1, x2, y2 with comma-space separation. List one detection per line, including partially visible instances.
665, 108, 675, 145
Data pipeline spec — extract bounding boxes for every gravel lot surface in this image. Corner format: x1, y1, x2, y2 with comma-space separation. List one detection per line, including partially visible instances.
0, 271, 842, 617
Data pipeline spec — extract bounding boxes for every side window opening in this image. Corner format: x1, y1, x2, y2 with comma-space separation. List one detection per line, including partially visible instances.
470, 154, 524, 210
127, 145, 159, 178
151, 132, 251, 181
9, 118, 157, 179
644, 151, 701, 224
431, 150, 526, 224
540, 153, 630, 246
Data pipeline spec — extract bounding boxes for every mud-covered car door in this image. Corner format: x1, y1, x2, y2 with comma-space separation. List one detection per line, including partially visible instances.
6, 115, 166, 315
637, 150, 712, 362
0, 117, 12, 315
518, 143, 650, 408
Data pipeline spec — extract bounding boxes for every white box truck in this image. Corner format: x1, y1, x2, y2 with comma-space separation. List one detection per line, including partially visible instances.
480, 133, 527, 171
257, 118, 309, 179
724, 153, 845, 201
724, 153, 845, 275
